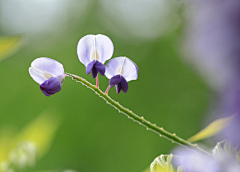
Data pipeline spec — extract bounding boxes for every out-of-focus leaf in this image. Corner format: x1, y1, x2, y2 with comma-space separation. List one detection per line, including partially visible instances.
0, 109, 60, 165
35, 170, 76, 172
0, 126, 16, 162
35, 171, 59, 172
188, 115, 234, 142
142, 168, 150, 172
0, 35, 24, 61
150, 154, 176, 172
14, 109, 60, 158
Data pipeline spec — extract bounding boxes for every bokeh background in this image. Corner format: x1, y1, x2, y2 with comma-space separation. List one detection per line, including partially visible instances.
0, 0, 211, 172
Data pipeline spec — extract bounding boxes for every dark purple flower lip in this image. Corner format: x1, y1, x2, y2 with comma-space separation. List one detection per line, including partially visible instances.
86, 60, 105, 78
40, 77, 62, 96
109, 75, 128, 94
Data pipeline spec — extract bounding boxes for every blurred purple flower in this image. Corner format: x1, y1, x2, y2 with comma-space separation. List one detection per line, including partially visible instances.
77, 34, 114, 78
182, 0, 240, 145
173, 149, 218, 172
173, 142, 240, 172
29, 57, 65, 96
105, 57, 138, 94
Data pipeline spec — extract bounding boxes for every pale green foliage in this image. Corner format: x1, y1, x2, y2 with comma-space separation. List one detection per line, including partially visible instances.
188, 115, 233, 142
150, 154, 176, 172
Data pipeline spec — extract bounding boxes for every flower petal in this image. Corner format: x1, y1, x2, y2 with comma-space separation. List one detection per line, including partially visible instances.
109, 75, 121, 87
95, 34, 114, 64
29, 57, 64, 84
105, 57, 138, 82
29, 67, 47, 84
86, 60, 106, 78
91, 66, 98, 78
40, 77, 61, 96
86, 60, 95, 75
116, 83, 121, 94
95, 61, 105, 76
77, 34, 114, 66
109, 75, 128, 94
120, 77, 128, 93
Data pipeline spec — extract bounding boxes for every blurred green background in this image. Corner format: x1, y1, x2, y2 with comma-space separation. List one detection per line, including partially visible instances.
0, 1, 209, 172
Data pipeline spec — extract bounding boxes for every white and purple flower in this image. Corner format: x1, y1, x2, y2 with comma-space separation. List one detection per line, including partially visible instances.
29, 57, 65, 96
77, 34, 114, 79
105, 57, 138, 94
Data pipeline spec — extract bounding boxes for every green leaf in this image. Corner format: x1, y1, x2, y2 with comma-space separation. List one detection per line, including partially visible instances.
0, 35, 24, 61
188, 115, 234, 142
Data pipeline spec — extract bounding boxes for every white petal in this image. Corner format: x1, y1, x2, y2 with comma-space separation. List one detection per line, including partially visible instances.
105, 57, 138, 82
29, 57, 64, 84
29, 67, 47, 84
95, 34, 114, 63
77, 34, 114, 66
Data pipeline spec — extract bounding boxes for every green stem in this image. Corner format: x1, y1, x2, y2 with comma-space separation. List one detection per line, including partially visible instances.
65, 73, 211, 156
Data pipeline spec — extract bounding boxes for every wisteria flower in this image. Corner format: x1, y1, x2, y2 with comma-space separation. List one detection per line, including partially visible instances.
77, 34, 114, 79
105, 57, 138, 94
29, 57, 65, 96
172, 142, 240, 172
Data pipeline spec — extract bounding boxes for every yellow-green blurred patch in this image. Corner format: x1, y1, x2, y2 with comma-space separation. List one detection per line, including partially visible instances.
0, 109, 60, 163
0, 35, 24, 61
188, 115, 234, 142
150, 154, 176, 172
14, 110, 60, 158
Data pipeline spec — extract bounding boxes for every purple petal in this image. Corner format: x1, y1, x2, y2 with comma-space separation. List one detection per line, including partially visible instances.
105, 57, 138, 82
116, 83, 121, 94
109, 75, 121, 87
86, 60, 95, 75
110, 75, 128, 94
120, 77, 128, 93
221, 115, 240, 147
173, 148, 220, 172
86, 60, 106, 78
95, 61, 105, 76
40, 77, 61, 96
91, 65, 98, 78
29, 57, 64, 84
77, 34, 114, 67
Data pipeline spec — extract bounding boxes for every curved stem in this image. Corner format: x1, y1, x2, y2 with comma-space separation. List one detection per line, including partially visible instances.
65, 72, 211, 156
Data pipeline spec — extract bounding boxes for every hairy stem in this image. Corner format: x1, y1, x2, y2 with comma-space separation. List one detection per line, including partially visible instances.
65, 73, 211, 156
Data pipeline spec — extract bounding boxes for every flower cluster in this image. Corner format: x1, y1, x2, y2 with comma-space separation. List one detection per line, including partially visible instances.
29, 34, 138, 96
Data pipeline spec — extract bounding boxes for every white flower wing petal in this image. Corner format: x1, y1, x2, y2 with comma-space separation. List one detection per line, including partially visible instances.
29, 67, 47, 84
29, 57, 64, 84
77, 34, 95, 67
95, 34, 114, 64
121, 57, 138, 82
105, 57, 125, 79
